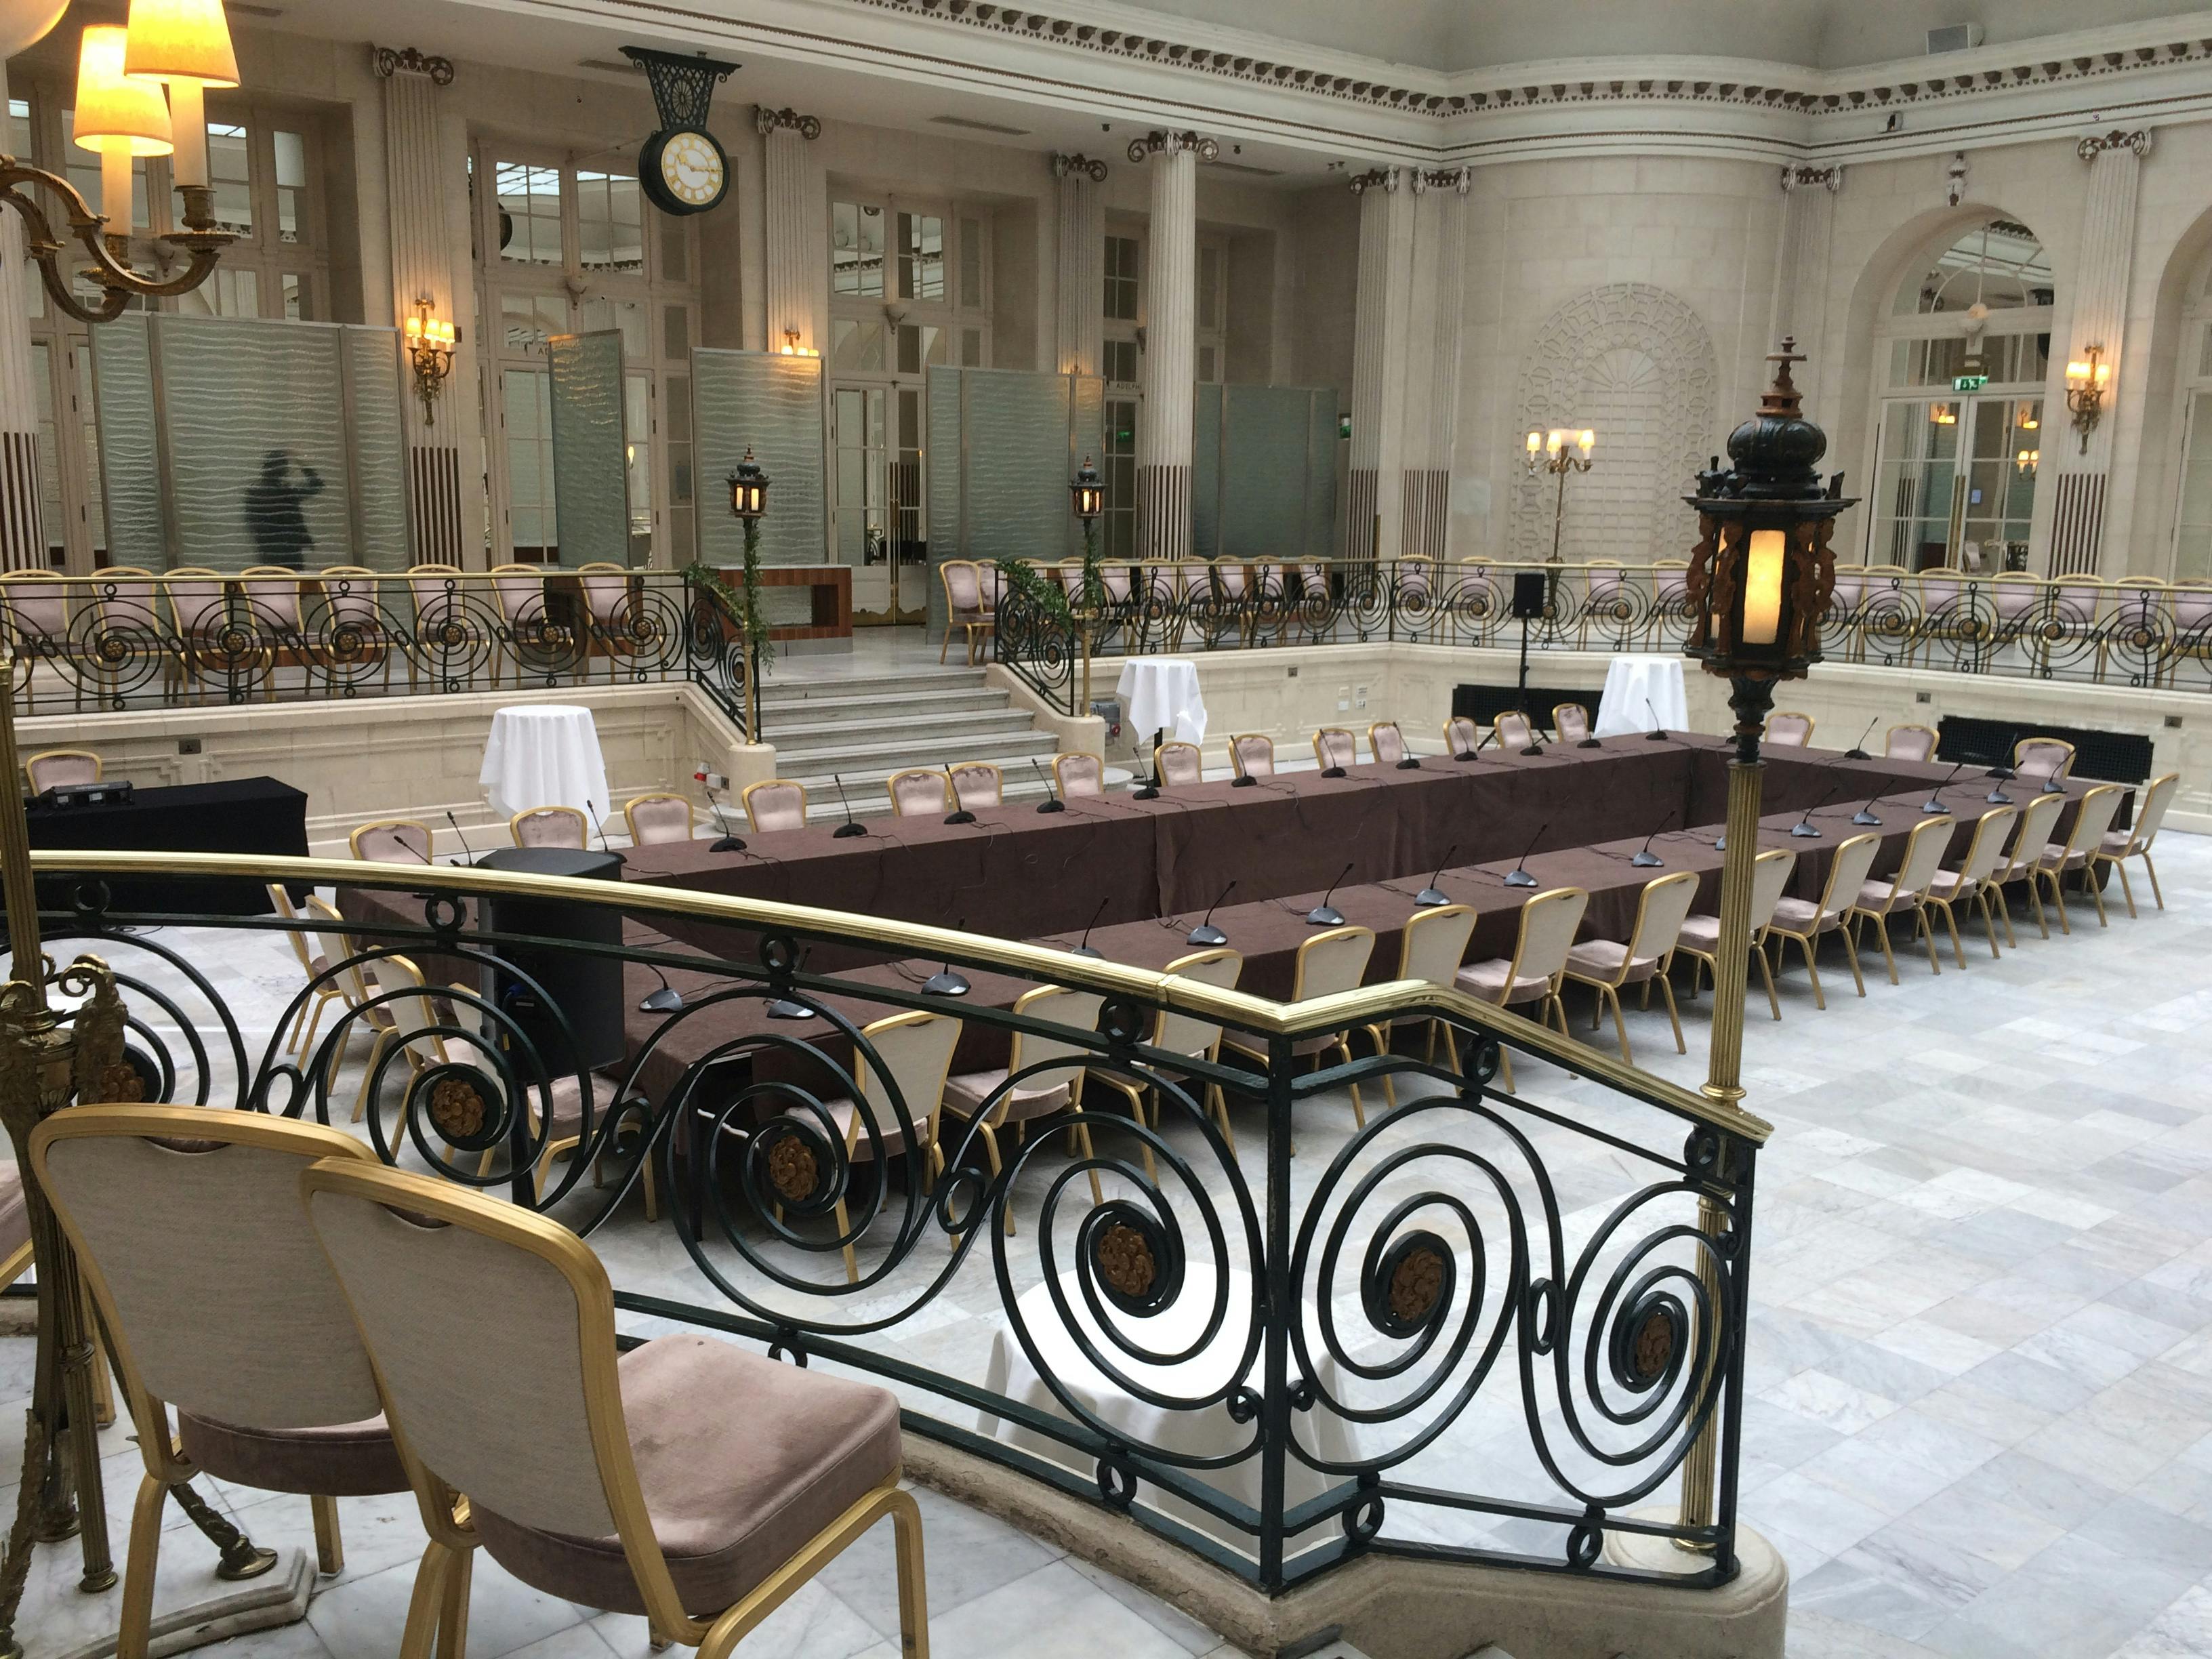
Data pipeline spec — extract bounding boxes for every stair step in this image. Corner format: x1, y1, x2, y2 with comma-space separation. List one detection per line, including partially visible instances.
757, 687, 1010, 724
769, 708, 1041, 748
758, 668, 989, 707
779, 732, 1061, 781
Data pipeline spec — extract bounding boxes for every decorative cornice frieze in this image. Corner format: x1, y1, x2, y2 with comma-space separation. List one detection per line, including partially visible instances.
840, 0, 2212, 124
1422, 166, 1473, 193
2078, 127, 2154, 159
372, 45, 454, 85
755, 106, 823, 139
1049, 152, 1109, 182
1347, 166, 1395, 195
1126, 130, 1220, 163
1780, 163, 1843, 192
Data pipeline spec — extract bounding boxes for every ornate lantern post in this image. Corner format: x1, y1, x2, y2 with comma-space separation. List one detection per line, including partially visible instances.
726, 447, 772, 738
1675, 338, 1854, 1547
1069, 455, 1104, 712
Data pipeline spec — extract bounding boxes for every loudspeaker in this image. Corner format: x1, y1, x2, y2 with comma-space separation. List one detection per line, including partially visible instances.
478, 847, 626, 1076
1511, 572, 1547, 620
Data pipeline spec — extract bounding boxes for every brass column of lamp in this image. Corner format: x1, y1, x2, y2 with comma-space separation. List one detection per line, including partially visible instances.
727, 447, 773, 738
2064, 345, 2110, 452
0, 2, 272, 1647
1675, 337, 1856, 1555
403, 297, 460, 424
1525, 426, 1594, 605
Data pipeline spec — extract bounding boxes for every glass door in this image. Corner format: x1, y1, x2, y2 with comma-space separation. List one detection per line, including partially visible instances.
831, 384, 888, 587
1961, 397, 2039, 573
1870, 395, 2041, 571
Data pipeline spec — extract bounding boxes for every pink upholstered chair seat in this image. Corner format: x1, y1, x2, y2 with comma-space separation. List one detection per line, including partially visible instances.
1563, 939, 1664, 984
2038, 840, 2091, 874
940, 1069, 1070, 1122
1674, 915, 1725, 951
1452, 959, 1552, 1004
177, 1410, 405, 1496
467, 1333, 900, 1618
2100, 828, 2131, 854
821, 1096, 933, 1160
537, 1070, 644, 1141
26, 753, 98, 790
1769, 896, 1842, 933
1853, 878, 1925, 914
1923, 868, 1975, 901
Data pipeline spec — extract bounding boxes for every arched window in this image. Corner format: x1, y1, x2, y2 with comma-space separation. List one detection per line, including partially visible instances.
1866, 219, 2052, 573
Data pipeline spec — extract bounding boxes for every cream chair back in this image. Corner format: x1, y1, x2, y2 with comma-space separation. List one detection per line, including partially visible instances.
1956, 806, 2018, 884
1292, 926, 1377, 1000
2013, 737, 2074, 781
1625, 872, 1700, 966
2127, 773, 2179, 853
943, 561, 983, 615
1396, 905, 1477, 987
1885, 724, 1937, 762
1553, 705, 1591, 744
1156, 742, 1204, 786
888, 769, 950, 816
2058, 784, 2124, 860
512, 806, 587, 848
1052, 753, 1103, 796
625, 792, 697, 844
1313, 729, 1356, 769
1511, 888, 1589, 984
949, 762, 1002, 810
371, 954, 449, 1069
352, 819, 432, 864
302, 896, 367, 997
853, 1011, 962, 1143
1443, 716, 1479, 756
741, 780, 807, 833
1007, 986, 1105, 1095
1816, 834, 1883, 924
31, 1107, 382, 1433
1747, 848, 1797, 930
24, 750, 99, 791
1155, 947, 1242, 1058
1494, 711, 1533, 749
1889, 816, 1955, 902
1369, 722, 1408, 764
2002, 791, 2067, 878
1231, 733, 1275, 777
1766, 712, 1814, 746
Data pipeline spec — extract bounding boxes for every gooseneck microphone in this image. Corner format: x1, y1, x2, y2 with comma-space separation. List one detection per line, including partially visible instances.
1791, 783, 1843, 840
1132, 748, 1162, 802
1574, 705, 1601, 749
1632, 811, 1677, 867
1031, 758, 1066, 815
1414, 844, 1458, 908
1307, 862, 1354, 928
1922, 762, 1967, 815
942, 765, 977, 826
1503, 822, 1548, 889
830, 773, 866, 838
1985, 766, 2013, 806
1518, 715, 1544, 758
585, 800, 627, 864
1852, 794, 1885, 827
1187, 880, 1236, 947
640, 962, 684, 1014
1843, 715, 1879, 761
443, 811, 478, 867
1645, 697, 1669, 743
923, 918, 971, 997
698, 782, 746, 853
1069, 895, 1110, 960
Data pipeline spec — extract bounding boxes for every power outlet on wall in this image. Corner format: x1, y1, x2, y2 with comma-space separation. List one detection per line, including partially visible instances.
1286, 665, 1299, 678
1336, 686, 1349, 711
1914, 691, 1932, 704
178, 737, 202, 755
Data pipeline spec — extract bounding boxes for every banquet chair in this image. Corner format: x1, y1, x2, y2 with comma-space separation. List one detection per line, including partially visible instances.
301, 896, 381, 1087
1452, 888, 1588, 1094
87, 567, 165, 705
1564, 872, 1698, 1065
1673, 848, 1794, 1023
1368, 722, 1410, 764
0, 568, 86, 712
511, 806, 588, 848
493, 1066, 659, 1216
1990, 790, 2069, 943
1312, 727, 1357, 771
1552, 704, 1591, 745
1764, 712, 1814, 747
941, 985, 1106, 1233
740, 779, 808, 832
1763, 832, 1881, 1008
1442, 715, 1481, 758
886, 769, 952, 817
1884, 724, 1938, 763
948, 762, 1003, 813
821, 1010, 963, 1279
940, 560, 993, 665
310, 567, 399, 694
1362, 905, 1478, 1106
24, 748, 99, 794
1051, 752, 1103, 797
406, 565, 499, 689
488, 564, 569, 679
2094, 771, 2179, 915
1087, 947, 1243, 1166
1845, 814, 1955, 983
269, 883, 348, 1062
1921, 806, 2019, 965
1224, 926, 1378, 1128
2012, 736, 2075, 786
1229, 733, 1275, 779
28, 1104, 405, 1647
1155, 741, 1204, 787
236, 566, 317, 697
350, 818, 433, 865
1493, 710, 1534, 750
625, 792, 697, 844
349, 954, 453, 1128
165, 568, 250, 704
574, 565, 640, 681
297, 1160, 926, 1659
2032, 783, 2126, 933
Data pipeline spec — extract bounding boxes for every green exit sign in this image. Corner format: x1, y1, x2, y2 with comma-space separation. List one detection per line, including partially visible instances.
1952, 374, 1988, 391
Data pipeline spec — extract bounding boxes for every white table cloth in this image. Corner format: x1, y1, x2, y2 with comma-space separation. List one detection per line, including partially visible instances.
1595, 655, 1688, 738
1115, 657, 1207, 744
979, 1265, 1357, 1563
479, 704, 611, 820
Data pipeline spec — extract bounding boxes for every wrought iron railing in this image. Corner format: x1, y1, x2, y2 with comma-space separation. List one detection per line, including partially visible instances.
1, 566, 755, 735
24, 847, 1764, 1597
991, 557, 2212, 703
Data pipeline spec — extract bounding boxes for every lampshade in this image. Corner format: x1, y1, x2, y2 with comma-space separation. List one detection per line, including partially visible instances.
0, 1, 68, 58
123, 0, 240, 87
73, 24, 173, 155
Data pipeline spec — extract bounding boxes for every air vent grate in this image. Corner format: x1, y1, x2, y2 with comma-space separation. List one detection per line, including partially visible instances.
1925, 23, 1984, 54
928, 115, 1031, 136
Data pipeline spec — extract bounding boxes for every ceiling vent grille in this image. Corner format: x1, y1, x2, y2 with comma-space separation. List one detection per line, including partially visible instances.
1926, 23, 1984, 54
928, 114, 1032, 136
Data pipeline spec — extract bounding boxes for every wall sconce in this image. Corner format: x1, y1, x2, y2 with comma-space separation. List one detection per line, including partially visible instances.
2015, 447, 2039, 476
778, 325, 819, 358
2065, 346, 2110, 452
1929, 405, 1958, 426
402, 298, 459, 425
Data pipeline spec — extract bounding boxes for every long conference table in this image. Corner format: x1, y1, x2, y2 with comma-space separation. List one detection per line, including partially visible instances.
337, 733, 2101, 1111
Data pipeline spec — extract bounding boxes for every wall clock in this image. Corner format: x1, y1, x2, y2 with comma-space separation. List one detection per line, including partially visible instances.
621, 46, 738, 218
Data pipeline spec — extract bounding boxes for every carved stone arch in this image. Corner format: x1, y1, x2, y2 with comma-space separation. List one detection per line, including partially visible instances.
1511, 283, 1717, 565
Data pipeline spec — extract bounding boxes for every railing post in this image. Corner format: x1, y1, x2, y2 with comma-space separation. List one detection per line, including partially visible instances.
1256, 1031, 1296, 1592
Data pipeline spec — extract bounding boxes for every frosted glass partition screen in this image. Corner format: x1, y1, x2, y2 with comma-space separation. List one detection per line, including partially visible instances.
1193, 384, 1338, 562
90, 314, 412, 571
691, 349, 827, 572
923, 367, 1104, 630
549, 330, 632, 567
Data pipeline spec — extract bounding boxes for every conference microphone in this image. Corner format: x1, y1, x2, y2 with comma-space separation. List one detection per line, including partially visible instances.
1414, 844, 1458, 908
1632, 811, 1677, 867
640, 962, 684, 1014
1307, 862, 1354, 927
1462, 722, 1501, 762
1984, 769, 2013, 806
923, 917, 971, 996
830, 773, 867, 838
1790, 782, 1844, 840
1031, 758, 1066, 815
1132, 748, 1162, 802
1517, 714, 1544, 758
942, 764, 977, 825
1503, 822, 1548, 889
1843, 715, 1879, 762
1922, 762, 1967, 815
585, 800, 623, 859
1573, 705, 1600, 750
1643, 697, 1669, 743
693, 778, 746, 853
1068, 895, 1109, 960
1187, 880, 1237, 947
1230, 760, 1260, 789
443, 811, 478, 867
1852, 794, 1885, 827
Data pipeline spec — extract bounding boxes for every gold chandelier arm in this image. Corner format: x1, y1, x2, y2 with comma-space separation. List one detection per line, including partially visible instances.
0, 158, 234, 325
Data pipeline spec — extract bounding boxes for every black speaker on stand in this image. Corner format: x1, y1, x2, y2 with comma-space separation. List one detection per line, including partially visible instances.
1510, 573, 1548, 746
477, 846, 626, 1076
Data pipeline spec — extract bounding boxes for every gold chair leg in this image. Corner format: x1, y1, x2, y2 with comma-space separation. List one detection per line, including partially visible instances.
435, 1542, 474, 1659
350, 1029, 394, 1123
2112, 860, 2137, 918
1976, 888, 2002, 958
1755, 943, 1780, 1021
836, 1194, 858, 1285
891, 1485, 933, 1659
1208, 1082, 1236, 1155
310, 1493, 345, 1575
1940, 899, 1966, 968
1336, 1038, 1365, 1127
1656, 973, 1685, 1053
1872, 912, 1900, 984
2086, 867, 2109, 926
1797, 935, 1826, 1010
1497, 1046, 1516, 1092
1841, 926, 1868, 998
2145, 851, 2163, 909
1915, 905, 1942, 975
1607, 985, 1633, 1065
117, 1474, 168, 1659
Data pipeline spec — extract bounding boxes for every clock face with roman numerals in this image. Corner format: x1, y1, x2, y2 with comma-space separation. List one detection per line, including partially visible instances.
640, 126, 728, 216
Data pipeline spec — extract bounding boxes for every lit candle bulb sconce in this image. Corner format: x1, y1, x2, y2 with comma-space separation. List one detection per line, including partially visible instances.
403, 299, 461, 425
2064, 346, 2111, 452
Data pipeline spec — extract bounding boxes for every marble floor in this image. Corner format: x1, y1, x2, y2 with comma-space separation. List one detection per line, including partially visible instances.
8, 829, 2211, 1659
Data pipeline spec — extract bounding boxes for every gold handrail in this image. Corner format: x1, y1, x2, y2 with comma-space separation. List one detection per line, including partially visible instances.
26, 848, 1767, 1144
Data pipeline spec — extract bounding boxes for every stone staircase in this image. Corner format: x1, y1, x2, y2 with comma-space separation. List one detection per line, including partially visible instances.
757, 663, 1071, 820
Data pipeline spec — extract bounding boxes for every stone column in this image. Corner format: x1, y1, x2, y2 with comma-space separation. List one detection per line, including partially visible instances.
0, 58, 44, 571
758, 106, 825, 356
1130, 130, 1213, 562
1771, 165, 1842, 388
1402, 168, 1471, 560
1050, 153, 1107, 376
2048, 129, 2149, 576
374, 46, 476, 564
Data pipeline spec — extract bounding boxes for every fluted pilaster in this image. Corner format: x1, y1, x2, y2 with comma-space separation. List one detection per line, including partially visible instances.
2050, 129, 2150, 575
0, 60, 44, 571
759, 107, 826, 356
1771, 165, 1842, 390
1132, 131, 1210, 561
1051, 154, 1107, 376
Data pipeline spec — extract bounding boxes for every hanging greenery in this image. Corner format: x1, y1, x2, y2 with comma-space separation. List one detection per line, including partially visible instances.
991, 556, 1076, 629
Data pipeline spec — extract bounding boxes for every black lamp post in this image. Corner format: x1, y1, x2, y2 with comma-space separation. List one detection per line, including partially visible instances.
725, 447, 771, 739
1069, 455, 1105, 713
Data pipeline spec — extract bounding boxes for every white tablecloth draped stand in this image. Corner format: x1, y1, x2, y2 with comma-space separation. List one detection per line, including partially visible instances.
1115, 657, 1207, 744
1594, 655, 1689, 738
479, 704, 611, 819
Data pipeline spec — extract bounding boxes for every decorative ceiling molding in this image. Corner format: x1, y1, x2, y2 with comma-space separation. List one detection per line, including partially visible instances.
1048, 152, 1110, 180
372, 45, 456, 85
755, 105, 824, 138
1780, 163, 1842, 192
1126, 129, 1219, 162
2077, 127, 2154, 159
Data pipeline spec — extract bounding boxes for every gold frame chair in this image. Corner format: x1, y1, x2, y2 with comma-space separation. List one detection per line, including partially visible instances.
1086, 947, 1244, 1166
1763, 832, 1882, 1008
1452, 886, 1587, 1093
1441, 715, 1480, 757
1155, 741, 1204, 787
23, 747, 102, 794
2011, 735, 2076, 783
1563, 870, 1697, 1065
2094, 771, 2178, 915
737, 779, 808, 834
297, 1159, 928, 1659
508, 804, 590, 848
1367, 720, 1410, 764
1921, 806, 2019, 966
1673, 848, 1794, 1023
1229, 733, 1275, 779
1551, 703, 1592, 744
1883, 723, 1938, 762
1764, 711, 1815, 746
937, 559, 994, 665
946, 760, 1004, 813
828, 1009, 963, 1281
939, 983, 1105, 1235
1050, 752, 1105, 797
2032, 781, 2125, 933
1225, 926, 1378, 1126
1311, 727, 1357, 771
350, 817, 434, 865
1844, 814, 1954, 983
1362, 905, 1479, 1107
624, 791, 700, 844
1493, 710, 1534, 750
886, 767, 953, 817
